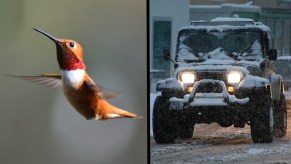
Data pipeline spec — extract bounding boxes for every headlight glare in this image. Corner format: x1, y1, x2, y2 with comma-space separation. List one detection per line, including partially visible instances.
180, 72, 195, 83
227, 71, 242, 84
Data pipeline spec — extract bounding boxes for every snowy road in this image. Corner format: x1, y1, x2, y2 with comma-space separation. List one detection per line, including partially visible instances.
150, 93, 291, 163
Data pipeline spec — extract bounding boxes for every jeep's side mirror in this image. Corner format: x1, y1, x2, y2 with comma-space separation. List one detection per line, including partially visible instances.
267, 49, 277, 60
162, 49, 179, 68
163, 50, 170, 61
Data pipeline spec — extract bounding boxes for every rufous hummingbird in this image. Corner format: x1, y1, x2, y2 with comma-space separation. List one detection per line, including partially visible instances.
12, 28, 138, 120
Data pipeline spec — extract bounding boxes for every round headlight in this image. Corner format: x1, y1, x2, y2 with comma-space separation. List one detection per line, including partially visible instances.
180, 72, 195, 83
227, 71, 242, 84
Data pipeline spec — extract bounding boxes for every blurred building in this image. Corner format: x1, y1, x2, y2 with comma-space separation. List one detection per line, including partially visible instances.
190, 0, 291, 9
190, 2, 260, 21
150, 0, 291, 92
251, 0, 291, 56
150, 0, 189, 92
190, 0, 291, 56
254, 0, 291, 9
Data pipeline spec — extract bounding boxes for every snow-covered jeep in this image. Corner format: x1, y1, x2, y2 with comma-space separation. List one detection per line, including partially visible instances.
153, 17, 287, 144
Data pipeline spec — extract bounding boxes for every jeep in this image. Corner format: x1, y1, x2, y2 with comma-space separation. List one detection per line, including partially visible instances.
153, 17, 287, 144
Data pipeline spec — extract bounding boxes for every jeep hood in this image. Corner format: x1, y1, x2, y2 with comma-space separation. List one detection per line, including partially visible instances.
175, 59, 263, 76
175, 64, 248, 76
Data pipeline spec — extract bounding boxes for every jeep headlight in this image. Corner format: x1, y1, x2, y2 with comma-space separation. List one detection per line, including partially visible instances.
179, 72, 195, 83
227, 71, 242, 84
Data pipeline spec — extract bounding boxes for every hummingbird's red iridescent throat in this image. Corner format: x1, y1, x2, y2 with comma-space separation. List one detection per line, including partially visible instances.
33, 28, 86, 71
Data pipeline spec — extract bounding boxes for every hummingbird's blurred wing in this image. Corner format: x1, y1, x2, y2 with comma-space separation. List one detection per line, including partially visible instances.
99, 85, 120, 99
84, 76, 120, 100
8, 74, 62, 89
9, 74, 119, 99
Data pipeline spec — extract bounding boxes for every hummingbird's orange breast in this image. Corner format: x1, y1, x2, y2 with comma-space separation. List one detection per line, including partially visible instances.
62, 74, 102, 120
63, 71, 101, 119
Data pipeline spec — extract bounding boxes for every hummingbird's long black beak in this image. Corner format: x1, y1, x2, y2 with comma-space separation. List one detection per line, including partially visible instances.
33, 28, 59, 43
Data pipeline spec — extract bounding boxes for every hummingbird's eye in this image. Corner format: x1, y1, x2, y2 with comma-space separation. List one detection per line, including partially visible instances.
69, 42, 75, 48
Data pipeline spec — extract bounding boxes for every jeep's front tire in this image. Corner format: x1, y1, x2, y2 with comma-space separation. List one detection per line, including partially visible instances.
177, 111, 194, 139
179, 124, 194, 139
273, 93, 287, 137
250, 91, 273, 143
153, 96, 177, 144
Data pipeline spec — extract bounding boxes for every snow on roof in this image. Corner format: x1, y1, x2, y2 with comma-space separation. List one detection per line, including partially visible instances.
191, 17, 255, 26
190, 2, 261, 12
211, 17, 254, 23
181, 17, 270, 33
180, 24, 270, 33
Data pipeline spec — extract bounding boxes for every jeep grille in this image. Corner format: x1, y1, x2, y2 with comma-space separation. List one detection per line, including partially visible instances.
195, 71, 227, 82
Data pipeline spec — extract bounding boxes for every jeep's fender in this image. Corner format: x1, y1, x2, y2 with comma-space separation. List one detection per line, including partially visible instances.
238, 75, 270, 90
156, 78, 184, 98
238, 74, 283, 101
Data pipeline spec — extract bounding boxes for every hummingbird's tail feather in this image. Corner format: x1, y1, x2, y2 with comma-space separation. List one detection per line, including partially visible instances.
105, 107, 138, 119
100, 100, 138, 120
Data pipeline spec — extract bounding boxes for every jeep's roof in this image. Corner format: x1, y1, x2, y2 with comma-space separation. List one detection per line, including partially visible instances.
180, 17, 270, 33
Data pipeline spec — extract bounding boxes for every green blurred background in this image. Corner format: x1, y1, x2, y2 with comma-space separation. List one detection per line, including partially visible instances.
0, 0, 146, 163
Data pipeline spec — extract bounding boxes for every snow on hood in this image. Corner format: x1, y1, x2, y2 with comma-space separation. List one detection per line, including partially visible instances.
201, 59, 261, 66
188, 65, 248, 73
174, 59, 258, 77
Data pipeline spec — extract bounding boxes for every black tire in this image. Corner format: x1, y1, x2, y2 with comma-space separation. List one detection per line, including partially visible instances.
179, 124, 194, 139
153, 96, 177, 144
250, 92, 273, 143
273, 94, 287, 137
178, 112, 194, 139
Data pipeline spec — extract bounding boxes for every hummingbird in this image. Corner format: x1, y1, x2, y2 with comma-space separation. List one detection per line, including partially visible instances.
12, 28, 138, 120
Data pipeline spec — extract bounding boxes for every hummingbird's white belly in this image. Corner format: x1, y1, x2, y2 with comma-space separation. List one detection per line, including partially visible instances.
61, 69, 85, 88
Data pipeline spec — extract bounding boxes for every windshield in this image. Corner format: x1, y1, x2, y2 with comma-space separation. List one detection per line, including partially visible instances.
176, 31, 264, 62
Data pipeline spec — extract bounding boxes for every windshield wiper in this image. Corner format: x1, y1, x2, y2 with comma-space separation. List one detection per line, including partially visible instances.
239, 42, 253, 55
